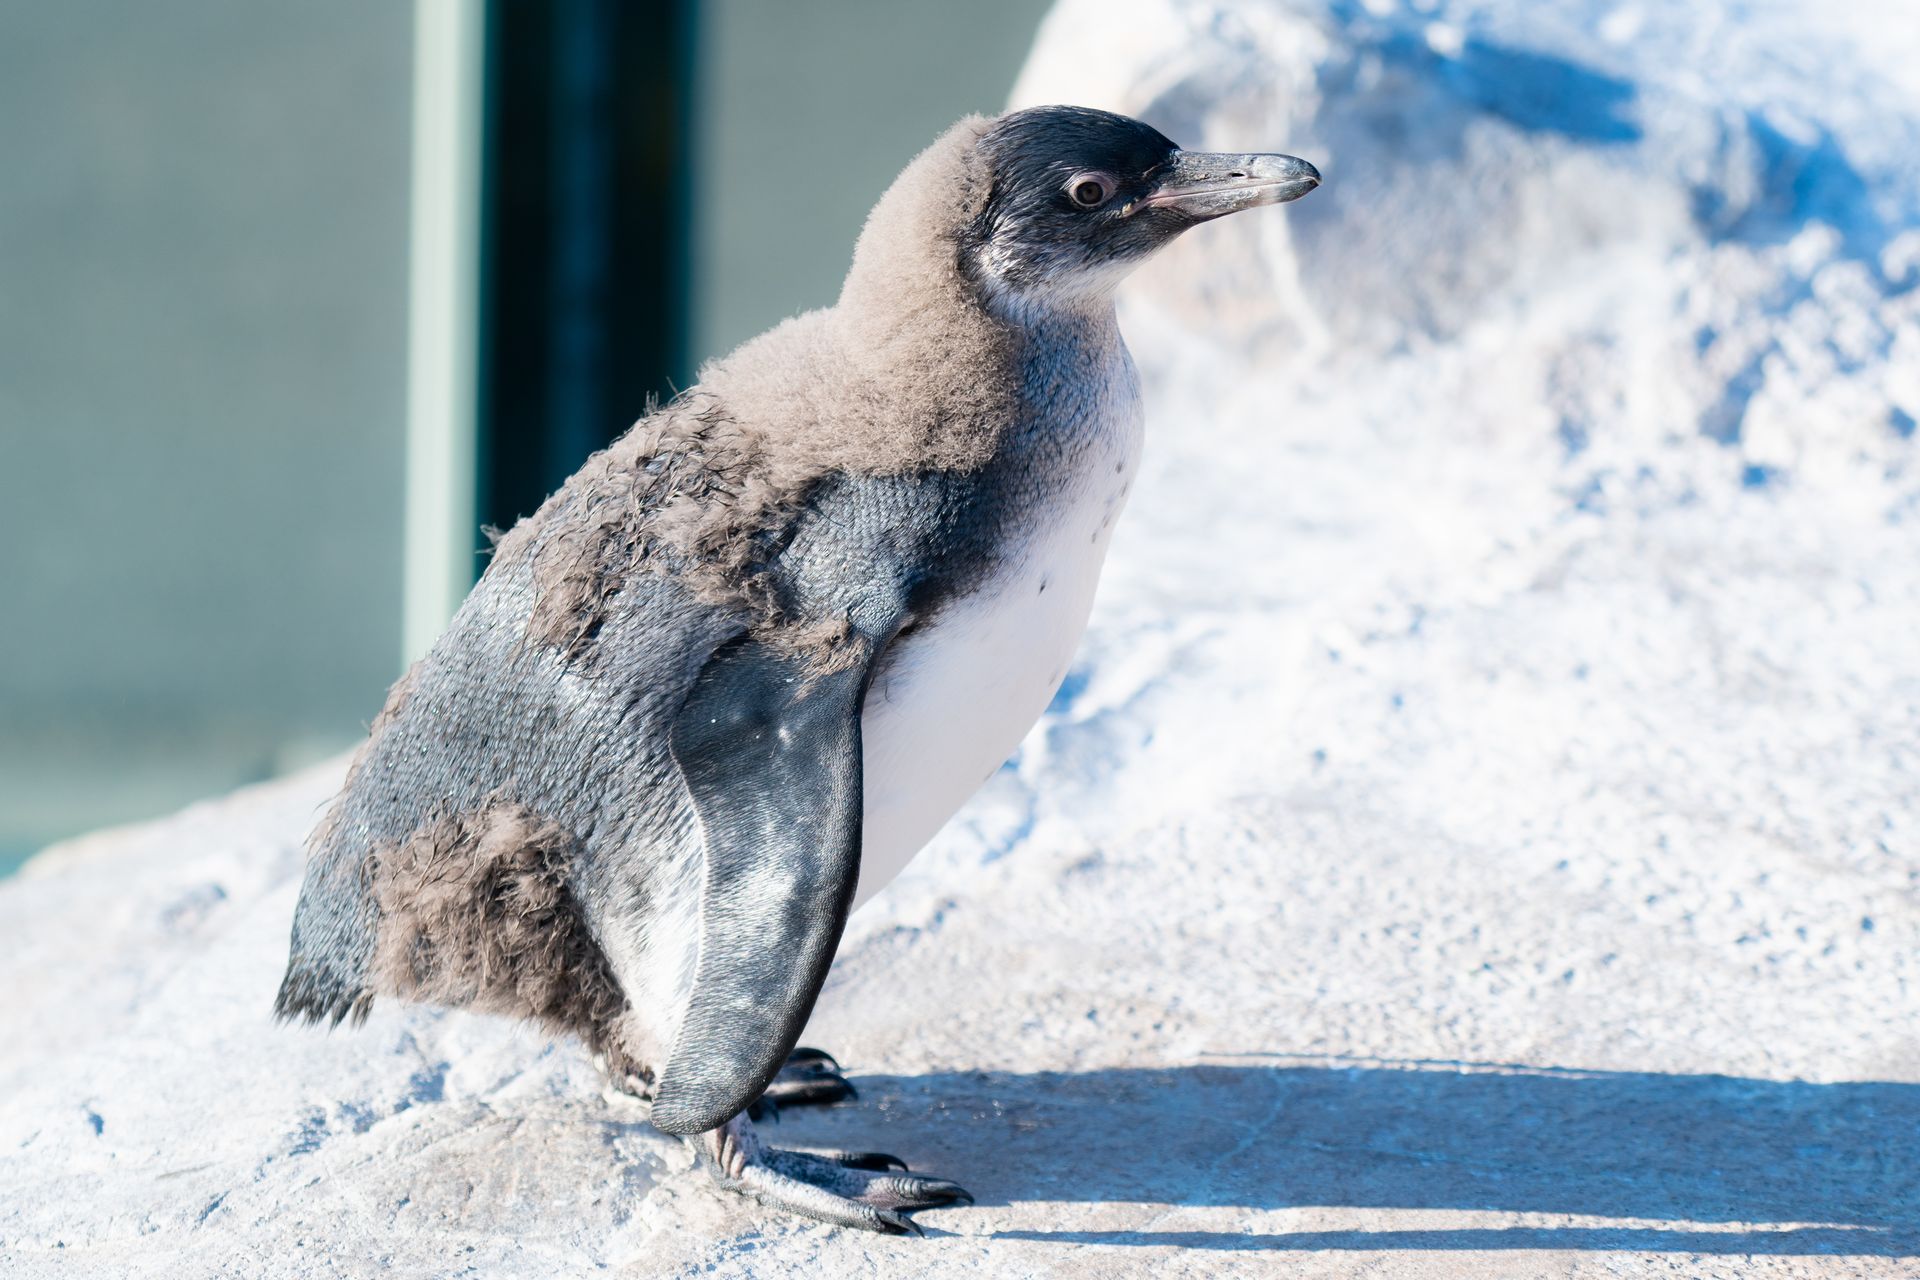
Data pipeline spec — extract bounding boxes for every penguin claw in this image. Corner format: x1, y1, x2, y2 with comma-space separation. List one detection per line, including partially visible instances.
825, 1150, 910, 1172
771, 1074, 857, 1104
875, 1209, 924, 1236
863, 1174, 974, 1209
784, 1046, 841, 1072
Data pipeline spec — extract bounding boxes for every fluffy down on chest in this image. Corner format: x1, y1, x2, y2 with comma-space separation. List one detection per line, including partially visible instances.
851, 466, 1133, 910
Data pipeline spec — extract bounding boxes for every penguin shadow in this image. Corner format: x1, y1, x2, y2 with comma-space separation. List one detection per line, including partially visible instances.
777, 1059, 1920, 1255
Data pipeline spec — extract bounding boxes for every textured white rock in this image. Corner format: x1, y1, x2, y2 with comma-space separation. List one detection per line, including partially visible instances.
5, 1, 1920, 1275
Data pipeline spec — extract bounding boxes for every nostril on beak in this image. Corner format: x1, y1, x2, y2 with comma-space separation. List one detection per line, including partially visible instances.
1228, 170, 1247, 179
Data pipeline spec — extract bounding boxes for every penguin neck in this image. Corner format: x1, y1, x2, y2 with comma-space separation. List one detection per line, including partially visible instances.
1001, 299, 1136, 458
982, 284, 1122, 349
971, 277, 1127, 409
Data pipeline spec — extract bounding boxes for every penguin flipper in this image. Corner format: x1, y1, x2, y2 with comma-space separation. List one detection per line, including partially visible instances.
650, 632, 874, 1135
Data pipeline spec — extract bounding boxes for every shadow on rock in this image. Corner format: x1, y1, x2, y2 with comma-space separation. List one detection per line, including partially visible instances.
778, 1058, 1919, 1255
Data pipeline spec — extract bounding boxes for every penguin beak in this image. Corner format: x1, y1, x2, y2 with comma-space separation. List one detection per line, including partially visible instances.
1129, 151, 1321, 220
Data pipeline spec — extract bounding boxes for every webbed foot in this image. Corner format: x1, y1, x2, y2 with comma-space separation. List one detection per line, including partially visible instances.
702, 1112, 971, 1234
748, 1045, 857, 1119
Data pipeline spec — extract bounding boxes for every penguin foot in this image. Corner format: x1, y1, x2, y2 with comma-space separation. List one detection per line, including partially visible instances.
592, 1047, 655, 1102
701, 1113, 971, 1235
748, 1046, 857, 1120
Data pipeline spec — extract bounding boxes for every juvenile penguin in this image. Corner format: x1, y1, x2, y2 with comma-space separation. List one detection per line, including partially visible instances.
278, 105, 1319, 1233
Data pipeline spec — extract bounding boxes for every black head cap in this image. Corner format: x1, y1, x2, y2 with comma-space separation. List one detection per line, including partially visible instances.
964, 105, 1320, 307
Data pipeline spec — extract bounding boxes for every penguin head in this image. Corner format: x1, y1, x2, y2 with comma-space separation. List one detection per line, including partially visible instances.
965, 105, 1320, 309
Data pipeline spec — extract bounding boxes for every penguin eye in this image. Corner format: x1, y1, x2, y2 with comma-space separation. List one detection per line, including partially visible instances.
1067, 173, 1114, 209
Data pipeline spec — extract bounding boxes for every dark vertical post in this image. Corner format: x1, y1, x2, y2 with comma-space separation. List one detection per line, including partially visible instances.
476, 0, 695, 552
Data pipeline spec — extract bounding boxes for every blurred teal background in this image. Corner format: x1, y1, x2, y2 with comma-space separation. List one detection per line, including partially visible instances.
0, 0, 1048, 876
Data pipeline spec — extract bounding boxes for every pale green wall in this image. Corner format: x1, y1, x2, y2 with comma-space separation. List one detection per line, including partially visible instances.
0, 3, 413, 871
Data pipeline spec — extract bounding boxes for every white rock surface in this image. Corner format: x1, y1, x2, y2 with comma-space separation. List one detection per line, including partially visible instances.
5, 1, 1919, 1275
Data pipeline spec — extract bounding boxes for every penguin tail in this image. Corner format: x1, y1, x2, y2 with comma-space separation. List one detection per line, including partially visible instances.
273, 827, 381, 1030
273, 955, 375, 1029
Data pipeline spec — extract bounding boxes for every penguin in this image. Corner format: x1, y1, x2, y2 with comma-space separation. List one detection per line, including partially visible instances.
277, 105, 1319, 1234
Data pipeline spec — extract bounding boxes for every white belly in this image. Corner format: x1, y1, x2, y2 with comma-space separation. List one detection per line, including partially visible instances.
853, 420, 1141, 910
